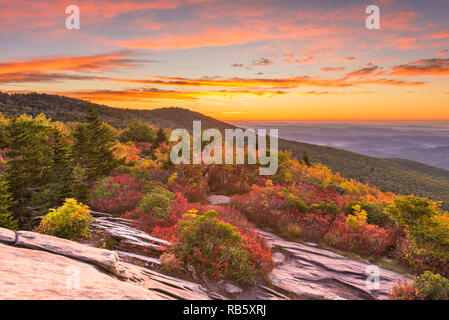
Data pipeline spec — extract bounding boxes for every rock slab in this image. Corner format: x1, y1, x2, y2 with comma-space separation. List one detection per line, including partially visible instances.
15, 231, 119, 274
0, 243, 162, 300
0, 227, 16, 244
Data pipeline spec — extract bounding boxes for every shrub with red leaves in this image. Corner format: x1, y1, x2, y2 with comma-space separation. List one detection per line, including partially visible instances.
324, 214, 395, 257
89, 174, 145, 215
124, 193, 201, 234
162, 210, 273, 283
389, 279, 420, 300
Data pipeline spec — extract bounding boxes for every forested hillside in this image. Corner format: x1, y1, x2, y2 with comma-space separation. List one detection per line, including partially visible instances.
0, 92, 234, 131
1, 91, 449, 208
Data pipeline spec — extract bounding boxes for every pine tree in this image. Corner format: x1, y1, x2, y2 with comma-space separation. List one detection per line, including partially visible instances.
5, 114, 53, 221
155, 127, 167, 145
0, 175, 15, 216
151, 126, 167, 153
31, 127, 74, 212
302, 151, 312, 167
72, 105, 120, 182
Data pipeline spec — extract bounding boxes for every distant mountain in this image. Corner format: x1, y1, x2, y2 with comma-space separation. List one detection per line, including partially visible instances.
2, 91, 449, 208
232, 121, 449, 170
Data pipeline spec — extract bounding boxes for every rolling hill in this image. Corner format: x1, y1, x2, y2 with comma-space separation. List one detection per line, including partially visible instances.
2, 91, 449, 208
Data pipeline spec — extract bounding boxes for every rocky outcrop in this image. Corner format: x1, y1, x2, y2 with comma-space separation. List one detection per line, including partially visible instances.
206, 195, 410, 300
0, 227, 16, 244
0, 242, 158, 300
15, 231, 119, 274
207, 195, 231, 205
0, 227, 211, 300
1, 200, 410, 300
260, 229, 409, 300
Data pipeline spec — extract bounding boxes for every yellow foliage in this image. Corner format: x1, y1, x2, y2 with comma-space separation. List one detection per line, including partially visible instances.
347, 204, 368, 229
37, 198, 93, 240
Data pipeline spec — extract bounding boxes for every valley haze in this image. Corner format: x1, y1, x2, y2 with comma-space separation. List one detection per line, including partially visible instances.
232, 120, 449, 170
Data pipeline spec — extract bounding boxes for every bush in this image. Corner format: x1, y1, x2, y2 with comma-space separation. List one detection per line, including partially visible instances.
119, 121, 156, 144
352, 201, 393, 228
324, 214, 394, 257
390, 271, 449, 300
122, 184, 176, 230
346, 204, 368, 229
167, 165, 209, 202
394, 238, 449, 278
89, 174, 145, 215
166, 210, 273, 283
36, 198, 93, 241
414, 271, 449, 300
389, 279, 419, 300
0, 213, 19, 230
386, 195, 449, 262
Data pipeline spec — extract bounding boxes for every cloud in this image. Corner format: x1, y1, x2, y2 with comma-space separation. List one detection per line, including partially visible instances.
295, 56, 315, 65
0, 51, 151, 75
116, 25, 335, 50
282, 52, 294, 63
0, 73, 97, 83
391, 58, 449, 76
436, 49, 448, 57
61, 87, 287, 103
428, 31, 449, 40
346, 65, 382, 77
321, 67, 346, 72
251, 58, 273, 66
295, 91, 374, 96
338, 57, 355, 62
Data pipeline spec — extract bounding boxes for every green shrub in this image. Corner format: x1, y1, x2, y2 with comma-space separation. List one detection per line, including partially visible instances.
414, 271, 449, 300
391, 271, 449, 300
139, 192, 172, 220
358, 201, 393, 228
0, 213, 19, 230
36, 198, 93, 241
137, 184, 175, 220
386, 195, 449, 261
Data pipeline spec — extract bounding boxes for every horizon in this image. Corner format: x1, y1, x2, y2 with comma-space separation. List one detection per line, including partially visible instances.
1, 1, 449, 120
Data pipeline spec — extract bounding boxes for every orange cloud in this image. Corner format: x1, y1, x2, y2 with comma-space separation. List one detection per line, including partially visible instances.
0, 51, 148, 75
391, 58, 449, 76
436, 49, 448, 57
61, 87, 286, 103
428, 31, 449, 40
116, 25, 335, 50
321, 67, 346, 72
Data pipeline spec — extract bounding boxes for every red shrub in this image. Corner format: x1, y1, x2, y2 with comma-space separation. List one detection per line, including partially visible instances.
297, 212, 335, 242
168, 165, 209, 202
389, 279, 420, 300
324, 215, 395, 257
90, 174, 145, 215
123, 193, 201, 234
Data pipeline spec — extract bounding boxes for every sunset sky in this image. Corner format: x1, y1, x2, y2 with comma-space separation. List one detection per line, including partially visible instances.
1, 0, 449, 120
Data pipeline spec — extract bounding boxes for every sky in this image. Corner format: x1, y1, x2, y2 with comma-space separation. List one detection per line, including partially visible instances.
1, 0, 449, 120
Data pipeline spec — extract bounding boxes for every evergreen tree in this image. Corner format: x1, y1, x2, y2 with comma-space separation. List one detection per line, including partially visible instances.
5, 114, 53, 222
31, 127, 74, 212
72, 106, 120, 182
152, 126, 167, 152
302, 151, 312, 167
0, 175, 15, 216
155, 127, 167, 145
